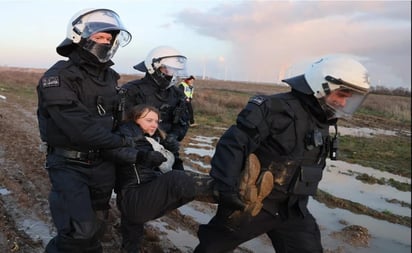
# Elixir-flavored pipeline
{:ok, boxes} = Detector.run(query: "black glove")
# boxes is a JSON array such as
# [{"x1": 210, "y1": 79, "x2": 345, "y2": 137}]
[
  {"x1": 218, "y1": 191, "x2": 245, "y2": 211},
  {"x1": 136, "y1": 151, "x2": 167, "y2": 168},
  {"x1": 162, "y1": 134, "x2": 180, "y2": 154}
]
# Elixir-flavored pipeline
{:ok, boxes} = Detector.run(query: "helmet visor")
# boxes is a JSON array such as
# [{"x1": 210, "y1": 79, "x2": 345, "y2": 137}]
[
  {"x1": 158, "y1": 56, "x2": 188, "y2": 77},
  {"x1": 322, "y1": 88, "x2": 368, "y2": 119},
  {"x1": 74, "y1": 9, "x2": 131, "y2": 47}
]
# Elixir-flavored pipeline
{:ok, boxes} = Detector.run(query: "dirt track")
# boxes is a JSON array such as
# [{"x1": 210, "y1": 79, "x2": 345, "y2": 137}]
[
  {"x1": 0, "y1": 70, "x2": 410, "y2": 252},
  {"x1": 0, "y1": 85, "x2": 205, "y2": 252},
  {"x1": 0, "y1": 86, "x2": 249, "y2": 253},
  {"x1": 0, "y1": 92, "x2": 50, "y2": 252}
]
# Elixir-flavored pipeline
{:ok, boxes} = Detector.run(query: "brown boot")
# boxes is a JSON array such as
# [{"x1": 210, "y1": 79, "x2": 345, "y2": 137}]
[
  {"x1": 238, "y1": 153, "x2": 261, "y2": 203},
  {"x1": 238, "y1": 153, "x2": 274, "y2": 216},
  {"x1": 245, "y1": 170, "x2": 274, "y2": 216},
  {"x1": 228, "y1": 154, "x2": 274, "y2": 222}
]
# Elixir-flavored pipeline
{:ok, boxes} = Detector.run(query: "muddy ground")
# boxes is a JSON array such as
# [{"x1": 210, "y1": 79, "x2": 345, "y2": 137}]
[
  {"x1": 0, "y1": 71, "x2": 409, "y2": 252},
  {"x1": 0, "y1": 83, "x2": 213, "y2": 252}
]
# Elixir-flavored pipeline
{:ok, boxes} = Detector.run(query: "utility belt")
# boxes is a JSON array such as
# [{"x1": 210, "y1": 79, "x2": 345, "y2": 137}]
[{"x1": 48, "y1": 146, "x2": 101, "y2": 161}]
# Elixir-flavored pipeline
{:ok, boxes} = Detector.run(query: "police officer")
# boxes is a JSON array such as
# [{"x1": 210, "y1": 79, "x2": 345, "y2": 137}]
[
  {"x1": 37, "y1": 8, "x2": 133, "y2": 253},
  {"x1": 118, "y1": 46, "x2": 190, "y2": 252},
  {"x1": 121, "y1": 45, "x2": 190, "y2": 170},
  {"x1": 194, "y1": 55, "x2": 371, "y2": 253},
  {"x1": 178, "y1": 75, "x2": 196, "y2": 126}
]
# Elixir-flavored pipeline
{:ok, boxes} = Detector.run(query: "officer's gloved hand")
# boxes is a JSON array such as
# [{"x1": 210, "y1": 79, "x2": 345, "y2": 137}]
[
  {"x1": 162, "y1": 134, "x2": 180, "y2": 153},
  {"x1": 218, "y1": 191, "x2": 246, "y2": 211},
  {"x1": 136, "y1": 151, "x2": 167, "y2": 168}
]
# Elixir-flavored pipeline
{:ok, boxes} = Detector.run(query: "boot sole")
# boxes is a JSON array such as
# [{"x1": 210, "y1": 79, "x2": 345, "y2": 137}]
[
  {"x1": 239, "y1": 153, "x2": 261, "y2": 201},
  {"x1": 250, "y1": 171, "x2": 274, "y2": 216}
]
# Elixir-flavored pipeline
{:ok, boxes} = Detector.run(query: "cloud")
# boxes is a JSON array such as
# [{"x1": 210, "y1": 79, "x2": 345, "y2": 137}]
[{"x1": 175, "y1": 1, "x2": 411, "y2": 89}]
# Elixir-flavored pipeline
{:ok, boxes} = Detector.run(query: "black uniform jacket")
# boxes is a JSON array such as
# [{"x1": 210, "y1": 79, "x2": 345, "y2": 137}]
[
  {"x1": 37, "y1": 48, "x2": 124, "y2": 152},
  {"x1": 210, "y1": 90, "x2": 333, "y2": 217}
]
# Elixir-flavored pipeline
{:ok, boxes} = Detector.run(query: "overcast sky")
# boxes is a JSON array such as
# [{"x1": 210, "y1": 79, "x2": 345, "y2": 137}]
[{"x1": 1, "y1": 0, "x2": 410, "y2": 90}]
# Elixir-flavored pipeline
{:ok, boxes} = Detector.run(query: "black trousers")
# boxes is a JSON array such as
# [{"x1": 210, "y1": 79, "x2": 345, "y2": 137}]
[
  {"x1": 187, "y1": 101, "x2": 194, "y2": 124},
  {"x1": 117, "y1": 170, "x2": 213, "y2": 249},
  {"x1": 45, "y1": 154, "x2": 115, "y2": 253},
  {"x1": 194, "y1": 205, "x2": 323, "y2": 253}
]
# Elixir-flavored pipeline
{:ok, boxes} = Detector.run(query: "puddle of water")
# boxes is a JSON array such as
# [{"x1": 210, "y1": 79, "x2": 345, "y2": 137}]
[
  {"x1": 149, "y1": 219, "x2": 197, "y2": 252},
  {"x1": 178, "y1": 202, "x2": 275, "y2": 253},
  {"x1": 335, "y1": 126, "x2": 398, "y2": 138},
  {"x1": 178, "y1": 199, "x2": 411, "y2": 252},
  {"x1": 184, "y1": 147, "x2": 215, "y2": 157},
  {"x1": 191, "y1": 136, "x2": 218, "y2": 144},
  {"x1": 329, "y1": 160, "x2": 410, "y2": 184},
  {"x1": 186, "y1": 136, "x2": 218, "y2": 157},
  {"x1": 321, "y1": 162, "x2": 411, "y2": 216},
  {"x1": 188, "y1": 160, "x2": 210, "y2": 170},
  {"x1": 178, "y1": 203, "x2": 215, "y2": 224},
  {"x1": 1, "y1": 193, "x2": 54, "y2": 248},
  {"x1": 188, "y1": 142, "x2": 214, "y2": 148},
  {"x1": 20, "y1": 219, "x2": 54, "y2": 247},
  {"x1": 0, "y1": 188, "x2": 11, "y2": 195},
  {"x1": 309, "y1": 200, "x2": 411, "y2": 252},
  {"x1": 181, "y1": 131, "x2": 412, "y2": 252},
  {"x1": 10, "y1": 127, "x2": 409, "y2": 252}
]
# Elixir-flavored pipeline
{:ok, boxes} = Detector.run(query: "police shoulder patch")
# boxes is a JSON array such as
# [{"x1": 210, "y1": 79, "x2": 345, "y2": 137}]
[
  {"x1": 248, "y1": 95, "x2": 267, "y2": 105},
  {"x1": 41, "y1": 76, "x2": 60, "y2": 88}
]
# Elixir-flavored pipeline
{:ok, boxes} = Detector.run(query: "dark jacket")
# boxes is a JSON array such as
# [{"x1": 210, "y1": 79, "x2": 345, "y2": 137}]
[
  {"x1": 210, "y1": 89, "x2": 334, "y2": 217},
  {"x1": 104, "y1": 121, "x2": 164, "y2": 192},
  {"x1": 121, "y1": 74, "x2": 189, "y2": 141},
  {"x1": 37, "y1": 47, "x2": 125, "y2": 152}
]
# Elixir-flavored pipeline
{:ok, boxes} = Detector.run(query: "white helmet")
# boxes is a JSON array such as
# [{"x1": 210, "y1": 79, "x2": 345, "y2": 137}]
[
  {"x1": 299, "y1": 55, "x2": 370, "y2": 119},
  {"x1": 57, "y1": 8, "x2": 132, "y2": 62},
  {"x1": 304, "y1": 55, "x2": 371, "y2": 119},
  {"x1": 134, "y1": 46, "x2": 188, "y2": 89}
]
